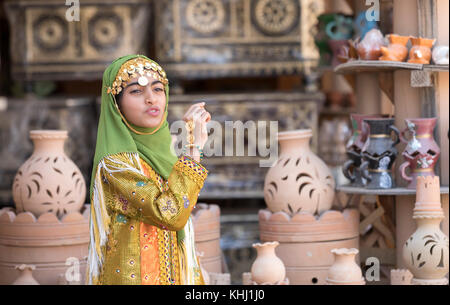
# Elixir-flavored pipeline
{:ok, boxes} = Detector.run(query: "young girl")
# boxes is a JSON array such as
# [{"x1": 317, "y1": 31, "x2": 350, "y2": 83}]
[{"x1": 87, "y1": 55, "x2": 211, "y2": 285}]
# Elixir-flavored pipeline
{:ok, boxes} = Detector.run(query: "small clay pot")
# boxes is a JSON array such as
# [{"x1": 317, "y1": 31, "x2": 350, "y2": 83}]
[
  {"x1": 12, "y1": 264, "x2": 39, "y2": 285},
  {"x1": 432, "y1": 45, "x2": 449, "y2": 65},
  {"x1": 251, "y1": 241, "x2": 286, "y2": 285},
  {"x1": 356, "y1": 29, "x2": 385, "y2": 60},
  {"x1": 408, "y1": 37, "x2": 436, "y2": 64},
  {"x1": 326, "y1": 248, "x2": 365, "y2": 285},
  {"x1": 379, "y1": 34, "x2": 410, "y2": 62}
]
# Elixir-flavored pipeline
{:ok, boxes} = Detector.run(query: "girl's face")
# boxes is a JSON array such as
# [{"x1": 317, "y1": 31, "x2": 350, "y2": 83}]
[{"x1": 118, "y1": 75, "x2": 166, "y2": 128}]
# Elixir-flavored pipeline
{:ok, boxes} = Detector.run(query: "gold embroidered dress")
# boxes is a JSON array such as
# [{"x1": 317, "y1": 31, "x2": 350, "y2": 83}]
[{"x1": 89, "y1": 153, "x2": 207, "y2": 285}]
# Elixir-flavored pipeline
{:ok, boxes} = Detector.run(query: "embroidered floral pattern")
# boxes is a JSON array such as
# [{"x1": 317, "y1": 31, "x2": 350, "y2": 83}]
[{"x1": 161, "y1": 199, "x2": 177, "y2": 215}]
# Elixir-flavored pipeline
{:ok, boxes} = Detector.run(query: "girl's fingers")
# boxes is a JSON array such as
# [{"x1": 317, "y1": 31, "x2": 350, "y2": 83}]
[{"x1": 183, "y1": 103, "x2": 206, "y2": 121}]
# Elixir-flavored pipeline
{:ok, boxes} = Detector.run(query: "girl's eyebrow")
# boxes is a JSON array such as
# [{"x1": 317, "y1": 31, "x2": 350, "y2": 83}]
[
  {"x1": 151, "y1": 80, "x2": 163, "y2": 86},
  {"x1": 125, "y1": 80, "x2": 163, "y2": 89}
]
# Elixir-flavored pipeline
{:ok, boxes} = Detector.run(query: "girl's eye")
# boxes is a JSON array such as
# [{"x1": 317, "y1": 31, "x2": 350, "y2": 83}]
[
  {"x1": 154, "y1": 87, "x2": 164, "y2": 92},
  {"x1": 130, "y1": 89, "x2": 141, "y2": 94}
]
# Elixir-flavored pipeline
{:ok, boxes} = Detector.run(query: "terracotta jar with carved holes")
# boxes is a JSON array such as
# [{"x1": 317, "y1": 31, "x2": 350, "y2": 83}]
[
  {"x1": 263, "y1": 129, "x2": 335, "y2": 216},
  {"x1": 12, "y1": 130, "x2": 86, "y2": 218}
]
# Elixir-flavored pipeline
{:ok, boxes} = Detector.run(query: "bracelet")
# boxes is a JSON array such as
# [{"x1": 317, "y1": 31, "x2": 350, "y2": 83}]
[{"x1": 182, "y1": 144, "x2": 204, "y2": 161}]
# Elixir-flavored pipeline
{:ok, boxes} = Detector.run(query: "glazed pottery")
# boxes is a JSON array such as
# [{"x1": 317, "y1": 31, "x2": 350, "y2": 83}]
[
  {"x1": 259, "y1": 209, "x2": 359, "y2": 285},
  {"x1": 408, "y1": 37, "x2": 436, "y2": 64},
  {"x1": 192, "y1": 204, "x2": 221, "y2": 273},
  {"x1": 12, "y1": 264, "x2": 39, "y2": 285},
  {"x1": 379, "y1": 34, "x2": 410, "y2": 62},
  {"x1": 399, "y1": 118, "x2": 440, "y2": 189},
  {"x1": 264, "y1": 129, "x2": 335, "y2": 216},
  {"x1": 251, "y1": 241, "x2": 286, "y2": 285},
  {"x1": 328, "y1": 40, "x2": 349, "y2": 67},
  {"x1": 432, "y1": 45, "x2": 449, "y2": 65},
  {"x1": 353, "y1": 12, "x2": 378, "y2": 39},
  {"x1": 346, "y1": 114, "x2": 382, "y2": 153},
  {"x1": 343, "y1": 150, "x2": 367, "y2": 187},
  {"x1": 315, "y1": 14, "x2": 336, "y2": 66},
  {"x1": 325, "y1": 14, "x2": 353, "y2": 41},
  {"x1": 326, "y1": 248, "x2": 365, "y2": 285},
  {"x1": 360, "y1": 118, "x2": 400, "y2": 189},
  {"x1": 12, "y1": 130, "x2": 86, "y2": 218},
  {"x1": 356, "y1": 29, "x2": 385, "y2": 60},
  {"x1": 402, "y1": 176, "x2": 449, "y2": 285}
]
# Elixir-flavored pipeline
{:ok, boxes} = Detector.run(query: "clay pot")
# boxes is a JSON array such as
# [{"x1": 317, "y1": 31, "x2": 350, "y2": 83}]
[
  {"x1": 328, "y1": 40, "x2": 349, "y2": 67},
  {"x1": 399, "y1": 118, "x2": 440, "y2": 189},
  {"x1": 251, "y1": 241, "x2": 286, "y2": 284},
  {"x1": 192, "y1": 204, "x2": 221, "y2": 273},
  {"x1": 259, "y1": 209, "x2": 359, "y2": 285},
  {"x1": 12, "y1": 264, "x2": 39, "y2": 285},
  {"x1": 356, "y1": 29, "x2": 385, "y2": 60},
  {"x1": 360, "y1": 118, "x2": 400, "y2": 189},
  {"x1": 402, "y1": 176, "x2": 449, "y2": 285},
  {"x1": 12, "y1": 130, "x2": 86, "y2": 218},
  {"x1": 379, "y1": 34, "x2": 410, "y2": 62},
  {"x1": 0, "y1": 207, "x2": 89, "y2": 284},
  {"x1": 432, "y1": 45, "x2": 449, "y2": 65},
  {"x1": 264, "y1": 129, "x2": 335, "y2": 216},
  {"x1": 326, "y1": 248, "x2": 365, "y2": 285},
  {"x1": 408, "y1": 37, "x2": 436, "y2": 64}
]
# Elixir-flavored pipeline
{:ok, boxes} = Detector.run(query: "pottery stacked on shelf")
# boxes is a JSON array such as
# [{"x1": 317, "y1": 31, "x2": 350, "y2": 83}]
[
  {"x1": 343, "y1": 114, "x2": 381, "y2": 187},
  {"x1": 360, "y1": 118, "x2": 400, "y2": 189},
  {"x1": 399, "y1": 118, "x2": 440, "y2": 189},
  {"x1": 379, "y1": 34, "x2": 411, "y2": 62},
  {"x1": 402, "y1": 176, "x2": 449, "y2": 285},
  {"x1": 261, "y1": 129, "x2": 360, "y2": 284},
  {"x1": 326, "y1": 248, "x2": 365, "y2": 285},
  {"x1": 0, "y1": 130, "x2": 89, "y2": 284},
  {"x1": 408, "y1": 37, "x2": 436, "y2": 64}
]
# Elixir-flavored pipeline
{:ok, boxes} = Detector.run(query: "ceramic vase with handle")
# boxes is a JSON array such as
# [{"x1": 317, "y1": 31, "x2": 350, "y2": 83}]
[
  {"x1": 399, "y1": 118, "x2": 440, "y2": 189},
  {"x1": 264, "y1": 129, "x2": 335, "y2": 216},
  {"x1": 360, "y1": 118, "x2": 400, "y2": 189},
  {"x1": 12, "y1": 130, "x2": 86, "y2": 218}
]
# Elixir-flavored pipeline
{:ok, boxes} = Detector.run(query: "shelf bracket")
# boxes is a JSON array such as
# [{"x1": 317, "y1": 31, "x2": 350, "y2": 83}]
[{"x1": 377, "y1": 72, "x2": 394, "y2": 104}]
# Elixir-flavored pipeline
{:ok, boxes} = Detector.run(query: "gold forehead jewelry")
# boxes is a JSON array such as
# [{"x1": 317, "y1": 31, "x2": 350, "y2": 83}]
[{"x1": 107, "y1": 57, "x2": 169, "y2": 95}]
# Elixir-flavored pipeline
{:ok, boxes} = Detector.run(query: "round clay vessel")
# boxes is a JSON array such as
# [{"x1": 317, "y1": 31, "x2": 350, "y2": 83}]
[
  {"x1": 432, "y1": 45, "x2": 449, "y2": 65},
  {"x1": 408, "y1": 37, "x2": 436, "y2": 64},
  {"x1": 356, "y1": 28, "x2": 385, "y2": 60},
  {"x1": 251, "y1": 241, "x2": 286, "y2": 284},
  {"x1": 264, "y1": 129, "x2": 335, "y2": 216},
  {"x1": 12, "y1": 130, "x2": 86, "y2": 218},
  {"x1": 379, "y1": 34, "x2": 410, "y2": 62},
  {"x1": 326, "y1": 248, "x2": 365, "y2": 285},
  {"x1": 402, "y1": 176, "x2": 449, "y2": 284}
]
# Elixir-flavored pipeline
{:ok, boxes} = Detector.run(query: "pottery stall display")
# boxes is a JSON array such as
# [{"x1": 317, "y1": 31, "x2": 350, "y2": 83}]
[
  {"x1": 264, "y1": 129, "x2": 335, "y2": 216},
  {"x1": 408, "y1": 37, "x2": 436, "y2": 64},
  {"x1": 12, "y1": 130, "x2": 86, "y2": 218},
  {"x1": 250, "y1": 241, "x2": 288, "y2": 285},
  {"x1": 356, "y1": 29, "x2": 385, "y2": 60},
  {"x1": 326, "y1": 248, "x2": 365, "y2": 285},
  {"x1": 379, "y1": 34, "x2": 410, "y2": 62},
  {"x1": 343, "y1": 114, "x2": 381, "y2": 187},
  {"x1": 399, "y1": 118, "x2": 440, "y2": 189},
  {"x1": 402, "y1": 176, "x2": 449, "y2": 285},
  {"x1": 0, "y1": 129, "x2": 89, "y2": 284},
  {"x1": 259, "y1": 209, "x2": 359, "y2": 285},
  {"x1": 191, "y1": 204, "x2": 222, "y2": 274},
  {"x1": 432, "y1": 45, "x2": 449, "y2": 65},
  {"x1": 360, "y1": 118, "x2": 400, "y2": 189}
]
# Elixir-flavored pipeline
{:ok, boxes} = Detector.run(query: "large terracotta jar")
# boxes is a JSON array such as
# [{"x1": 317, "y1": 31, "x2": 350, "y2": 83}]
[
  {"x1": 12, "y1": 130, "x2": 86, "y2": 218},
  {"x1": 250, "y1": 241, "x2": 286, "y2": 285},
  {"x1": 408, "y1": 37, "x2": 436, "y2": 64},
  {"x1": 326, "y1": 248, "x2": 365, "y2": 285},
  {"x1": 379, "y1": 34, "x2": 410, "y2": 62},
  {"x1": 402, "y1": 176, "x2": 449, "y2": 285},
  {"x1": 399, "y1": 118, "x2": 440, "y2": 189},
  {"x1": 264, "y1": 129, "x2": 335, "y2": 216}
]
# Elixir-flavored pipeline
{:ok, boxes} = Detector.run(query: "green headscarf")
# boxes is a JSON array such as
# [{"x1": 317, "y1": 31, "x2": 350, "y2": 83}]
[{"x1": 90, "y1": 54, "x2": 178, "y2": 198}]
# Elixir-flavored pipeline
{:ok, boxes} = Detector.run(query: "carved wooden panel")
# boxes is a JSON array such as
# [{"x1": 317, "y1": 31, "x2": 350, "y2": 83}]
[
  {"x1": 155, "y1": 0, "x2": 324, "y2": 79},
  {"x1": 4, "y1": 0, "x2": 152, "y2": 80}
]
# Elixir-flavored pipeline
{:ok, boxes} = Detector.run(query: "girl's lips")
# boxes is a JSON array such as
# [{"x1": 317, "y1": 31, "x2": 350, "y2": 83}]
[{"x1": 146, "y1": 107, "x2": 160, "y2": 117}]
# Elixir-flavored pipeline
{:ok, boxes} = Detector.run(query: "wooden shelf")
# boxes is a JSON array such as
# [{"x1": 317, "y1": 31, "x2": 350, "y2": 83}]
[
  {"x1": 336, "y1": 184, "x2": 449, "y2": 196},
  {"x1": 334, "y1": 60, "x2": 449, "y2": 74}
]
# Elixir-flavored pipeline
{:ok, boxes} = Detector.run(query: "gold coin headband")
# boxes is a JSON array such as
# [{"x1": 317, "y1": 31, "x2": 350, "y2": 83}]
[{"x1": 107, "y1": 57, "x2": 169, "y2": 95}]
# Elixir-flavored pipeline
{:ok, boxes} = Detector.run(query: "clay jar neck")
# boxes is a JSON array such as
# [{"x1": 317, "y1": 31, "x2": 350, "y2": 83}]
[
  {"x1": 406, "y1": 118, "x2": 437, "y2": 135},
  {"x1": 278, "y1": 130, "x2": 312, "y2": 156},
  {"x1": 413, "y1": 218, "x2": 443, "y2": 232},
  {"x1": 333, "y1": 252, "x2": 357, "y2": 265},
  {"x1": 30, "y1": 130, "x2": 67, "y2": 155},
  {"x1": 389, "y1": 34, "x2": 410, "y2": 46},
  {"x1": 411, "y1": 37, "x2": 435, "y2": 48},
  {"x1": 254, "y1": 242, "x2": 277, "y2": 258}
]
